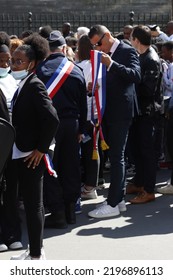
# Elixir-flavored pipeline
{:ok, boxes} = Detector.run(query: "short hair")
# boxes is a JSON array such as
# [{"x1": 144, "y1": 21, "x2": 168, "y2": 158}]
[
  {"x1": 39, "y1": 25, "x2": 52, "y2": 39},
  {"x1": 19, "y1": 30, "x2": 34, "y2": 40},
  {"x1": 0, "y1": 31, "x2": 10, "y2": 47},
  {"x1": 88, "y1": 25, "x2": 109, "y2": 39},
  {"x1": 77, "y1": 26, "x2": 89, "y2": 39},
  {"x1": 131, "y1": 25, "x2": 151, "y2": 46},
  {"x1": 162, "y1": 41, "x2": 173, "y2": 51}
]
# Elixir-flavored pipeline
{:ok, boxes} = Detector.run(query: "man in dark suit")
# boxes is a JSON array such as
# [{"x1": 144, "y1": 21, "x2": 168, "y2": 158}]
[
  {"x1": 36, "y1": 31, "x2": 87, "y2": 228},
  {"x1": 87, "y1": 25, "x2": 141, "y2": 218}
]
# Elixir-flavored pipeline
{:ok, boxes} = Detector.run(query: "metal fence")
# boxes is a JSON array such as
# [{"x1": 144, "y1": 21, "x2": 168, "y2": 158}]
[{"x1": 0, "y1": 12, "x2": 171, "y2": 37}]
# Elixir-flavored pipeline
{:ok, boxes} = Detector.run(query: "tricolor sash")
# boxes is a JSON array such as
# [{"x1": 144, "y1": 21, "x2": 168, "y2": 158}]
[
  {"x1": 44, "y1": 153, "x2": 57, "y2": 178},
  {"x1": 46, "y1": 57, "x2": 74, "y2": 99},
  {"x1": 90, "y1": 50, "x2": 109, "y2": 159},
  {"x1": 44, "y1": 57, "x2": 74, "y2": 176}
]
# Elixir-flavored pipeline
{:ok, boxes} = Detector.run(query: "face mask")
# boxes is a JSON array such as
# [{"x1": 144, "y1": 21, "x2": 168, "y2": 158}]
[
  {"x1": 0, "y1": 67, "x2": 10, "y2": 77},
  {"x1": 11, "y1": 69, "x2": 29, "y2": 80}
]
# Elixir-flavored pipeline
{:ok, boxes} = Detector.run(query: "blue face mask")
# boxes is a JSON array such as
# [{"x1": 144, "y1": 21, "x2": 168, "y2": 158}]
[
  {"x1": 11, "y1": 69, "x2": 29, "y2": 80},
  {"x1": 0, "y1": 67, "x2": 10, "y2": 77}
]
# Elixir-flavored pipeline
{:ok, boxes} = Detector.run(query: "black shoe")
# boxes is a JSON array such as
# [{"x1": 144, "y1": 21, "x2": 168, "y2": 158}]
[
  {"x1": 65, "y1": 203, "x2": 76, "y2": 224},
  {"x1": 44, "y1": 211, "x2": 68, "y2": 229}
]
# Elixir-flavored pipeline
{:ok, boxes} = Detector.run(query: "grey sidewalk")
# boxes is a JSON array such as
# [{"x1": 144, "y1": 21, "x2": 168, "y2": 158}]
[{"x1": 1, "y1": 168, "x2": 173, "y2": 260}]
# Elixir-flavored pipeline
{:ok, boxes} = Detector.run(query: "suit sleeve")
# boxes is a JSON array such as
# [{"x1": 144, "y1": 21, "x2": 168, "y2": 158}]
[
  {"x1": 109, "y1": 47, "x2": 141, "y2": 84},
  {"x1": 0, "y1": 89, "x2": 10, "y2": 122},
  {"x1": 31, "y1": 81, "x2": 59, "y2": 153}
]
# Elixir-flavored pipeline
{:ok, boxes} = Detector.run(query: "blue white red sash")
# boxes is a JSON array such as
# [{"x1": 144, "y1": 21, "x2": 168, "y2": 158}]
[
  {"x1": 90, "y1": 50, "x2": 106, "y2": 123},
  {"x1": 46, "y1": 57, "x2": 74, "y2": 99},
  {"x1": 44, "y1": 153, "x2": 57, "y2": 178},
  {"x1": 90, "y1": 50, "x2": 108, "y2": 159},
  {"x1": 44, "y1": 57, "x2": 74, "y2": 176}
]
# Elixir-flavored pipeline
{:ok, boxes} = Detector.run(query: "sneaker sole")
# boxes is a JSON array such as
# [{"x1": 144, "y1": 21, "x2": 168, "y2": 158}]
[{"x1": 88, "y1": 212, "x2": 120, "y2": 218}]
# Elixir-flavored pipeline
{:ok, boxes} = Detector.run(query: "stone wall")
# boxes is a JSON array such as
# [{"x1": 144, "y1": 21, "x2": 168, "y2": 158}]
[{"x1": 2, "y1": 0, "x2": 171, "y2": 15}]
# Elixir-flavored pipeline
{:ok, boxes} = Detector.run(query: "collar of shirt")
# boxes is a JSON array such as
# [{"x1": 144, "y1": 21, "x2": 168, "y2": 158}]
[
  {"x1": 18, "y1": 72, "x2": 33, "y2": 94},
  {"x1": 109, "y1": 38, "x2": 120, "y2": 56},
  {"x1": 107, "y1": 38, "x2": 120, "y2": 71}
]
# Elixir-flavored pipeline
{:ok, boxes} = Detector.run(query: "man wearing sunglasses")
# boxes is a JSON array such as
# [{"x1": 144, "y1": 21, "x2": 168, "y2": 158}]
[{"x1": 88, "y1": 25, "x2": 141, "y2": 219}]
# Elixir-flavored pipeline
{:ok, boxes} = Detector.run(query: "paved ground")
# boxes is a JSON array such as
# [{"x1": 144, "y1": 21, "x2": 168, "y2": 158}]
[{"x1": 1, "y1": 168, "x2": 173, "y2": 260}]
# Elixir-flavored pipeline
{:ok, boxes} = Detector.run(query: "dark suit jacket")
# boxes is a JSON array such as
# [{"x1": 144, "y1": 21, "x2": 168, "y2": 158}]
[
  {"x1": 104, "y1": 41, "x2": 141, "y2": 123},
  {"x1": 12, "y1": 73, "x2": 59, "y2": 153},
  {"x1": 0, "y1": 89, "x2": 10, "y2": 121},
  {"x1": 36, "y1": 53, "x2": 87, "y2": 134}
]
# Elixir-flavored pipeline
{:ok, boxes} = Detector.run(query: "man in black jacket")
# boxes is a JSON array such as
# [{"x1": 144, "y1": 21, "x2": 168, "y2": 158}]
[
  {"x1": 37, "y1": 30, "x2": 87, "y2": 228},
  {"x1": 127, "y1": 25, "x2": 164, "y2": 203}
]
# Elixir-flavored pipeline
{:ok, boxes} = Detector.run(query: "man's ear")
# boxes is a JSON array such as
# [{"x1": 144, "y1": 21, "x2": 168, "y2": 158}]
[{"x1": 62, "y1": 45, "x2": 67, "y2": 55}]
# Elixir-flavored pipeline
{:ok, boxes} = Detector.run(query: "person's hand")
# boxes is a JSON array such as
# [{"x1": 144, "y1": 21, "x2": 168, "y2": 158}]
[
  {"x1": 101, "y1": 52, "x2": 112, "y2": 67},
  {"x1": 23, "y1": 149, "x2": 44, "y2": 169},
  {"x1": 78, "y1": 133, "x2": 83, "y2": 143}
]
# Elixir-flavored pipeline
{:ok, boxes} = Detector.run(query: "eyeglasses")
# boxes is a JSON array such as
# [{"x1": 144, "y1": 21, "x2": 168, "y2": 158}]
[
  {"x1": 92, "y1": 33, "x2": 105, "y2": 48},
  {"x1": 11, "y1": 59, "x2": 27, "y2": 66}
]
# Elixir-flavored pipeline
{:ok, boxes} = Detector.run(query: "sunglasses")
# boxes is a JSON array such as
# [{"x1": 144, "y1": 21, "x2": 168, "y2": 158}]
[{"x1": 92, "y1": 33, "x2": 105, "y2": 48}]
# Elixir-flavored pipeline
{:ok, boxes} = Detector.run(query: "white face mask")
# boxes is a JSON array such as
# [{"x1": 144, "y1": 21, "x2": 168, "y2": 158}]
[
  {"x1": 11, "y1": 62, "x2": 32, "y2": 80},
  {"x1": 11, "y1": 69, "x2": 29, "y2": 80},
  {"x1": 0, "y1": 67, "x2": 10, "y2": 77}
]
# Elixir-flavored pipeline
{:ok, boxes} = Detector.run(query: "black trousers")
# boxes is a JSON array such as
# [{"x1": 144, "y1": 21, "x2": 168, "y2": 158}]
[
  {"x1": 3, "y1": 157, "x2": 45, "y2": 257},
  {"x1": 166, "y1": 109, "x2": 173, "y2": 184},
  {"x1": 130, "y1": 115, "x2": 157, "y2": 193},
  {"x1": 80, "y1": 121, "x2": 100, "y2": 187},
  {"x1": 44, "y1": 119, "x2": 81, "y2": 213}
]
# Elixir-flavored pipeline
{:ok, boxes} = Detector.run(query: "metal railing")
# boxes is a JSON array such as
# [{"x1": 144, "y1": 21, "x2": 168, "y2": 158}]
[{"x1": 0, "y1": 12, "x2": 171, "y2": 37}]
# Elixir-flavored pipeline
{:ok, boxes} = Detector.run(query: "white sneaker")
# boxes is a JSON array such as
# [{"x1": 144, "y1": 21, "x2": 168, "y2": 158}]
[
  {"x1": 10, "y1": 248, "x2": 29, "y2": 260},
  {"x1": 81, "y1": 186, "x2": 97, "y2": 199},
  {"x1": 96, "y1": 200, "x2": 127, "y2": 212},
  {"x1": 0, "y1": 243, "x2": 8, "y2": 252},
  {"x1": 10, "y1": 247, "x2": 46, "y2": 260},
  {"x1": 24, "y1": 253, "x2": 46, "y2": 260},
  {"x1": 118, "y1": 200, "x2": 127, "y2": 212},
  {"x1": 88, "y1": 204, "x2": 120, "y2": 218},
  {"x1": 157, "y1": 184, "x2": 173, "y2": 194},
  {"x1": 8, "y1": 241, "x2": 23, "y2": 250}
]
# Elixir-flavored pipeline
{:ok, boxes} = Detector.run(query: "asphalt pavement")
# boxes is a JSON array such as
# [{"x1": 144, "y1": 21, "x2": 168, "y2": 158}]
[{"x1": 1, "y1": 168, "x2": 173, "y2": 260}]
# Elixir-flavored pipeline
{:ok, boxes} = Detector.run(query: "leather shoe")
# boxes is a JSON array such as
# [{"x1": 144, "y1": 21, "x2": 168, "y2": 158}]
[
  {"x1": 44, "y1": 211, "x2": 68, "y2": 229},
  {"x1": 65, "y1": 203, "x2": 76, "y2": 224},
  {"x1": 129, "y1": 191, "x2": 155, "y2": 204},
  {"x1": 126, "y1": 183, "x2": 144, "y2": 194}
]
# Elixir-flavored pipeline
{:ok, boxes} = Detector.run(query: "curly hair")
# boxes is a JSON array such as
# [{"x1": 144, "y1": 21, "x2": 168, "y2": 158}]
[{"x1": 23, "y1": 32, "x2": 49, "y2": 63}]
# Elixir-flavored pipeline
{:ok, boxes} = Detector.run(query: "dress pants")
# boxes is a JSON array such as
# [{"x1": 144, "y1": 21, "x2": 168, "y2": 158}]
[
  {"x1": 104, "y1": 120, "x2": 131, "y2": 207},
  {"x1": 80, "y1": 121, "x2": 99, "y2": 187},
  {"x1": 166, "y1": 109, "x2": 173, "y2": 184},
  {"x1": 3, "y1": 157, "x2": 45, "y2": 257},
  {"x1": 130, "y1": 115, "x2": 157, "y2": 193},
  {"x1": 44, "y1": 118, "x2": 81, "y2": 213}
]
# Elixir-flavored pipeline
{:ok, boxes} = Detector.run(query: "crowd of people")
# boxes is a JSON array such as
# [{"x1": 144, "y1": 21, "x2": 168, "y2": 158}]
[{"x1": 0, "y1": 20, "x2": 173, "y2": 260}]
